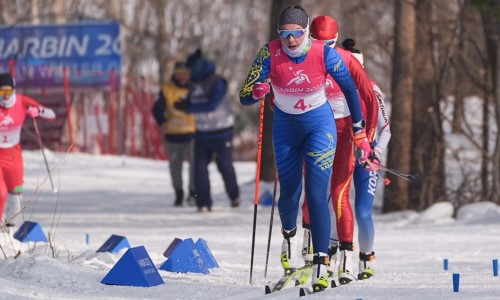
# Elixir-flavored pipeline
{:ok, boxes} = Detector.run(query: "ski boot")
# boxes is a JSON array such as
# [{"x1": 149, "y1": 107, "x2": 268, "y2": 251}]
[
  {"x1": 311, "y1": 253, "x2": 330, "y2": 292},
  {"x1": 281, "y1": 227, "x2": 298, "y2": 276},
  {"x1": 358, "y1": 251, "x2": 375, "y2": 280},
  {"x1": 327, "y1": 245, "x2": 338, "y2": 278},
  {"x1": 338, "y1": 242, "x2": 357, "y2": 285},
  {"x1": 294, "y1": 226, "x2": 314, "y2": 286},
  {"x1": 301, "y1": 226, "x2": 314, "y2": 266}
]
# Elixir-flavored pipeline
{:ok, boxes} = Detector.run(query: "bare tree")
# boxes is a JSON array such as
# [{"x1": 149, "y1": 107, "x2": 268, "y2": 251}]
[
  {"x1": 409, "y1": 0, "x2": 447, "y2": 211},
  {"x1": 476, "y1": 1, "x2": 500, "y2": 203},
  {"x1": 451, "y1": 1, "x2": 467, "y2": 133},
  {"x1": 384, "y1": 0, "x2": 416, "y2": 213}
]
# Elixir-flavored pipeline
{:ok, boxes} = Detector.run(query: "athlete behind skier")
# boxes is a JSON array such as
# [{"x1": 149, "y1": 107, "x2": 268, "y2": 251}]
[
  {"x1": 0, "y1": 73, "x2": 56, "y2": 229},
  {"x1": 343, "y1": 38, "x2": 392, "y2": 280},
  {"x1": 239, "y1": 6, "x2": 371, "y2": 292},
  {"x1": 299, "y1": 15, "x2": 380, "y2": 285}
]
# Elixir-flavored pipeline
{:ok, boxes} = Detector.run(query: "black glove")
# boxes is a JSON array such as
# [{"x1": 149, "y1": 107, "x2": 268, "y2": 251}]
[
  {"x1": 360, "y1": 147, "x2": 380, "y2": 171},
  {"x1": 174, "y1": 99, "x2": 190, "y2": 112}
]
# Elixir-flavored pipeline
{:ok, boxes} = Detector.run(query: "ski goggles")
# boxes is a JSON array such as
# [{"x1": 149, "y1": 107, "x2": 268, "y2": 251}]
[
  {"x1": 323, "y1": 38, "x2": 337, "y2": 47},
  {"x1": 0, "y1": 88, "x2": 14, "y2": 98},
  {"x1": 277, "y1": 28, "x2": 307, "y2": 39}
]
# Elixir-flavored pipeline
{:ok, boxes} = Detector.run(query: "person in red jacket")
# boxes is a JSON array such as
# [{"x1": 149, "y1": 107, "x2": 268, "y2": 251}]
[
  {"x1": 300, "y1": 16, "x2": 379, "y2": 285},
  {"x1": 0, "y1": 73, "x2": 55, "y2": 229}
]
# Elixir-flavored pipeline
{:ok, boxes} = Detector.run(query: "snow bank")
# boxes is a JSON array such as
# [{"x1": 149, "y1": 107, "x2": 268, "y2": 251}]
[
  {"x1": 414, "y1": 201, "x2": 454, "y2": 224},
  {"x1": 456, "y1": 201, "x2": 500, "y2": 224}
]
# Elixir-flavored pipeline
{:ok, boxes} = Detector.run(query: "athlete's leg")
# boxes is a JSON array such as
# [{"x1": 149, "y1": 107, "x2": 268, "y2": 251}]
[
  {"x1": 301, "y1": 103, "x2": 336, "y2": 255},
  {"x1": 329, "y1": 117, "x2": 357, "y2": 283},
  {"x1": 330, "y1": 117, "x2": 355, "y2": 246},
  {"x1": 354, "y1": 164, "x2": 377, "y2": 254},
  {"x1": 0, "y1": 173, "x2": 7, "y2": 223},
  {"x1": 302, "y1": 103, "x2": 336, "y2": 289},
  {"x1": 1, "y1": 146, "x2": 23, "y2": 226},
  {"x1": 273, "y1": 109, "x2": 304, "y2": 232},
  {"x1": 273, "y1": 108, "x2": 305, "y2": 272},
  {"x1": 354, "y1": 163, "x2": 378, "y2": 279}
]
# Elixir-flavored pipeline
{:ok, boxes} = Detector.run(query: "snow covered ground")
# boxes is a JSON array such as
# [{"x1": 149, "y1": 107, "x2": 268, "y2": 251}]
[{"x1": 0, "y1": 151, "x2": 499, "y2": 299}]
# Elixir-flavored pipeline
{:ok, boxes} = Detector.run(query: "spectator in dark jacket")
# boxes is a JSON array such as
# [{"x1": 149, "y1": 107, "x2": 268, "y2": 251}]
[{"x1": 174, "y1": 50, "x2": 240, "y2": 212}]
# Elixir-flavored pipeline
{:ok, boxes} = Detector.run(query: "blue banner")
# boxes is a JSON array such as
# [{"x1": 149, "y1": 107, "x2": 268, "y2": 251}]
[{"x1": 0, "y1": 21, "x2": 121, "y2": 87}]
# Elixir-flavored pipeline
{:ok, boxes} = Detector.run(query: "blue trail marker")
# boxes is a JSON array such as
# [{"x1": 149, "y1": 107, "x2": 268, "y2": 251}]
[
  {"x1": 443, "y1": 258, "x2": 448, "y2": 271},
  {"x1": 13, "y1": 221, "x2": 48, "y2": 243},
  {"x1": 452, "y1": 273, "x2": 460, "y2": 292},
  {"x1": 493, "y1": 259, "x2": 498, "y2": 277}
]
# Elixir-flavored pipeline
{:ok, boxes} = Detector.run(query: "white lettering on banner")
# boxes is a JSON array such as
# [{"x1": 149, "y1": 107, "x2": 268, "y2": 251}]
[
  {"x1": 95, "y1": 34, "x2": 120, "y2": 56},
  {"x1": 58, "y1": 36, "x2": 67, "y2": 57},
  {"x1": 65, "y1": 35, "x2": 88, "y2": 57},
  {"x1": 0, "y1": 39, "x2": 18, "y2": 59},
  {"x1": 367, "y1": 171, "x2": 378, "y2": 196},
  {"x1": 21, "y1": 37, "x2": 40, "y2": 58},
  {"x1": 38, "y1": 65, "x2": 58, "y2": 79},
  {"x1": 40, "y1": 36, "x2": 58, "y2": 57},
  {"x1": 7, "y1": 61, "x2": 118, "y2": 81},
  {"x1": 0, "y1": 34, "x2": 120, "y2": 59}
]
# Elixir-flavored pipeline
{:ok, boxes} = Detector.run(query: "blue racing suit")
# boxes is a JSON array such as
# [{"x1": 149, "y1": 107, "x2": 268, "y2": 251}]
[{"x1": 240, "y1": 39, "x2": 364, "y2": 254}]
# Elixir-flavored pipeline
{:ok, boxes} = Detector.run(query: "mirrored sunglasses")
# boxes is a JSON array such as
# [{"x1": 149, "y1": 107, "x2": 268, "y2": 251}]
[
  {"x1": 0, "y1": 89, "x2": 14, "y2": 98},
  {"x1": 278, "y1": 29, "x2": 307, "y2": 39}
]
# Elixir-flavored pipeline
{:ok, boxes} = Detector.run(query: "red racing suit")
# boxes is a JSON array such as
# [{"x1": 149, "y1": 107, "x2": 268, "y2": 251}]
[
  {"x1": 0, "y1": 94, "x2": 48, "y2": 219},
  {"x1": 302, "y1": 48, "x2": 378, "y2": 246}
]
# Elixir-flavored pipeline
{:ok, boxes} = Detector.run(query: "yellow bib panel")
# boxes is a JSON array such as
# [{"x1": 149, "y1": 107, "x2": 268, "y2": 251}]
[{"x1": 162, "y1": 82, "x2": 196, "y2": 135}]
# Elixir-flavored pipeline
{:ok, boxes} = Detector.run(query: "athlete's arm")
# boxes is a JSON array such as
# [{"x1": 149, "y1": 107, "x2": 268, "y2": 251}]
[
  {"x1": 324, "y1": 46, "x2": 363, "y2": 124},
  {"x1": 373, "y1": 84, "x2": 391, "y2": 153},
  {"x1": 345, "y1": 54, "x2": 379, "y2": 142},
  {"x1": 20, "y1": 95, "x2": 40, "y2": 108},
  {"x1": 20, "y1": 95, "x2": 55, "y2": 120},
  {"x1": 239, "y1": 44, "x2": 271, "y2": 106}
]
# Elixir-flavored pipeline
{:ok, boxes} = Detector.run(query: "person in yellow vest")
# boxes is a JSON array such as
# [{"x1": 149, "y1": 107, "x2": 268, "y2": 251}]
[{"x1": 152, "y1": 61, "x2": 196, "y2": 207}]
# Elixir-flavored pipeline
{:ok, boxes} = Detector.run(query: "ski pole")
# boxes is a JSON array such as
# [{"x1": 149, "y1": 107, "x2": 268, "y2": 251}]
[
  {"x1": 375, "y1": 162, "x2": 419, "y2": 182},
  {"x1": 249, "y1": 93, "x2": 266, "y2": 285},
  {"x1": 264, "y1": 173, "x2": 278, "y2": 278},
  {"x1": 33, "y1": 118, "x2": 56, "y2": 192},
  {"x1": 364, "y1": 157, "x2": 419, "y2": 182}
]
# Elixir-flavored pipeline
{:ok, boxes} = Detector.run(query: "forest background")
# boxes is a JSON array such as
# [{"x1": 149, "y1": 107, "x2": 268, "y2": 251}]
[{"x1": 1, "y1": 0, "x2": 499, "y2": 213}]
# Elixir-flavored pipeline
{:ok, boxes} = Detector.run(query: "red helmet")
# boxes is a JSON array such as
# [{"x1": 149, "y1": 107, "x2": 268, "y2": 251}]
[{"x1": 310, "y1": 16, "x2": 339, "y2": 46}]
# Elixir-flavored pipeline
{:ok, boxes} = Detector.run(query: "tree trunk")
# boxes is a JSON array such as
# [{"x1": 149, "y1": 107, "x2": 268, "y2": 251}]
[
  {"x1": 480, "y1": 7, "x2": 500, "y2": 202},
  {"x1": 482, "y1": 86, "x2": 490, "y2": 201},
  {"x1": 409, "y1": 0, "x2": 447, "y2": 211},
  {"x1": 383, "y1": 0, "x2": 416, "y2": 213},
  {"x1": 154, "y1": 0, "x2": 168, "y2": 85},
  {"x1": 452, "y1": 3, "x2": 466, "y2": 133},
  {"x1": 260, "y1": 0, "x2": 300, "y2": 181},
  {"x1": 32, "y1": 0, "x2": 40, "y2": 24},
  {"x1": 51, "y1": 0, "x2": 66, "y2": 23}
]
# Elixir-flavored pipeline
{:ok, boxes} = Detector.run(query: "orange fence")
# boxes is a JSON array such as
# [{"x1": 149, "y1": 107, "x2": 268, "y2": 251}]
[
  {"x1": 8, "y1": 60, "x2": 167, "y2": 159},
  {"x1": 6, "y1": 60, "x2": 259, "y2": 161}
]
